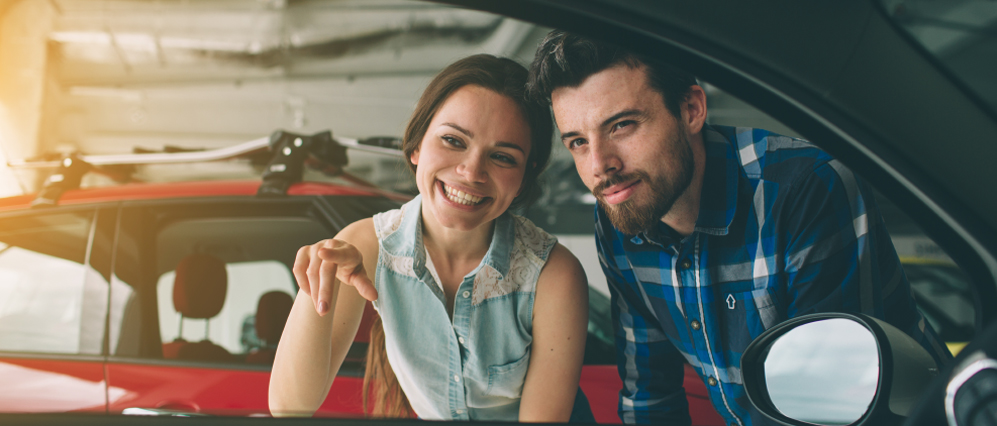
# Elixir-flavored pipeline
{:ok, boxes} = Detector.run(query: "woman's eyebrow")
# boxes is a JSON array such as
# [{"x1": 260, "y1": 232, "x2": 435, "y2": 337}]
[
  {"x1": 442, "y1": 122, "x2": 474, "y2": 138},
  {"x1": 442, "y1": 123, "x2": 524, "y2": 154},
  {"x1": 495, "y1": 142, "x2": 525, "y2": 154}
]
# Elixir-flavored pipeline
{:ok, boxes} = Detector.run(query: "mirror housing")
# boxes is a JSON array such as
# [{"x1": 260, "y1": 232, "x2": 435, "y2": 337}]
[{"x1": 742, "y1": 312, "x2": 939, "y2": 426}]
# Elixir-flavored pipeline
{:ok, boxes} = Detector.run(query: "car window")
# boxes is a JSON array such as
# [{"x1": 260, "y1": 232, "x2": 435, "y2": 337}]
[
  {"x1": 0, "y1": 210, "x2": 103, "y2": 355},
  {"x1": 882, "y1": 196, "x2": 976, "y2": 354},
  {"x1": 526, "y1": 84, "x2": 979, "y2": 356},
  {"x1": 882, "y1": 0, "x2": 997, "y2": 116},
  {"x1": 156, "y1": 260, "x2": 296, "y2": 355},
  {"x1": 144, "y1": 213, "x2": 328, "y2": 365}
]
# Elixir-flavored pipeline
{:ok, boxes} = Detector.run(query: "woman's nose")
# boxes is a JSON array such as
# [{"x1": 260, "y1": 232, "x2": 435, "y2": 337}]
[{"x1": 456, "y1": 153, "x2": 487, "y2": 182}]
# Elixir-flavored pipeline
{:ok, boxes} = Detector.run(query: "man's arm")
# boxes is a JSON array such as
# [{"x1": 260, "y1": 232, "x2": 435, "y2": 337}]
[
  {"x1": 780, "y1": 159, "x2": 951, "y2": 364},
  {"x1": 596, "y1": 213, "x2": 691, "y2": 425}
]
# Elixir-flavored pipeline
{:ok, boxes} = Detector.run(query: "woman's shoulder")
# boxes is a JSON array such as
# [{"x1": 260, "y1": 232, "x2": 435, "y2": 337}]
[
  {"x1": 372, "y1": 204, "x2": 409, "y2": 240},
  {"x1": 337, "y1": 217, "x2": 378, "y2": 257},
  {"x1": 509, "y1": 213, "x2": 558, "y2": 261}
]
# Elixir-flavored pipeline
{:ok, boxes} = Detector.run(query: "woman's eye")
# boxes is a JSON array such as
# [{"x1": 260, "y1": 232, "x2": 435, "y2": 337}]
[
  {"x1": 492, "y1": 153, "x2": 517, "y2": 165},
  {"x1": 442, "y1": 135, "x2": 464, "y2": 147}
]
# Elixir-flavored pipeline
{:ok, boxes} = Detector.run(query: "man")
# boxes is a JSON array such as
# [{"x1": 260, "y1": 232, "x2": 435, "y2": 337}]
[{"x1": 527, "y1": 31, "x2": 950, "y2": 425}]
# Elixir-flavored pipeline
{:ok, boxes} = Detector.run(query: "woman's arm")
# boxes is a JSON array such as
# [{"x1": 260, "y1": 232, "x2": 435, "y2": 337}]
[
  {"x1": 519, "y1": 243, "x2": 589, "y2": 422},
  {"x1": 269, "y1": 218, "x2": 379, "y2": 417}
]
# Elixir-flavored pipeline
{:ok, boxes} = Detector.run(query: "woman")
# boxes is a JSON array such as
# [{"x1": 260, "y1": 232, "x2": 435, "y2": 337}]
[{"x1": 269, "y1": 54, "x2": 591, "y2": 422}]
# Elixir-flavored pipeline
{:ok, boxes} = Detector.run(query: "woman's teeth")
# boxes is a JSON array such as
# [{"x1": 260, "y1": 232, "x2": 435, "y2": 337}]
[{"x1": 444, "y1": 184, "x2": 483, "y2": 206}]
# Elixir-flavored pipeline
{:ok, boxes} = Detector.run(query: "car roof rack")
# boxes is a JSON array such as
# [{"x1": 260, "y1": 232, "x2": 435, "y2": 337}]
[{"x1": 7, "y1": 129, "x2": 404, "y2": 207}]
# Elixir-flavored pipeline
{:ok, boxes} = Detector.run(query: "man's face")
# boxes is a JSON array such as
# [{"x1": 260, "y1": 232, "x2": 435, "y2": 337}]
[{"x1": 551, "y1": 63, "x2": 695, "y2": 235}]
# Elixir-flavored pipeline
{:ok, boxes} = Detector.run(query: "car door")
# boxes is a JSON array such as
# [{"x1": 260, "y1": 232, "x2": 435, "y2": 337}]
[
  {"x1": 102, "y1": 194, "x2": 397, "y2": 416},
  {"x1": 0, "y1": 206, "x2": 114, "y2": 413}
]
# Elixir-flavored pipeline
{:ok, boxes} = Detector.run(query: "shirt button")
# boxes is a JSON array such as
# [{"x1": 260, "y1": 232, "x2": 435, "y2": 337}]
[
  {"x1": 458, "y1": 336, "x2": 465, "y2": 344},
  {"x1": 680, "y1": 259, "x2": 692, "y2": 269},
  {"x1": 690, "y1": 320, "x2": 701, "y2": 330},
  {"x1": 462, "y1": 290, "x2": 470, "y2": 298},
  {"x1": 453, "y1": 374, "x2": 460, "y2": 382},
  {"x1": 707, "y1": 376, "x2": 718, "y2": 387},
  {"x1": 456, "y1": 410, "x2": 464, "y2": 414}
]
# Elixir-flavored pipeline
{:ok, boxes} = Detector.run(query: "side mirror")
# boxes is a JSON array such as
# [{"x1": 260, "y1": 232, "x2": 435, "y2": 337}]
[{"x1": 742, "y1": 313, "x2": 939, "y2": 426}]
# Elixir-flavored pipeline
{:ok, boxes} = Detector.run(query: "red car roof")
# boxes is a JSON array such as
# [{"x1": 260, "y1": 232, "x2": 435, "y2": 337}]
[{"x1": 0, "y1": 180, "x2": 410, "y2": 212}]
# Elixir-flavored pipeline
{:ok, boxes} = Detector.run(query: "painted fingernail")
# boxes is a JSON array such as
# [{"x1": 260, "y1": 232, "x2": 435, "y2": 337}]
[{"x1": 318, "y1": 301, "x2": 329, "y2": 314}]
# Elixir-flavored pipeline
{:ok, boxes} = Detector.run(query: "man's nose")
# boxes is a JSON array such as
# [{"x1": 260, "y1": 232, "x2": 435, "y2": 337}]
[{"x1": 590, "y1": 137, "x2": 621, "y2": 178}]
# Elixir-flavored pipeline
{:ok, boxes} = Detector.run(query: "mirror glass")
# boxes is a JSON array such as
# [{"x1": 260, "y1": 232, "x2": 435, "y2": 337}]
[{"x1": 764, "y1": 318, "x2": 880, "y2": 425}]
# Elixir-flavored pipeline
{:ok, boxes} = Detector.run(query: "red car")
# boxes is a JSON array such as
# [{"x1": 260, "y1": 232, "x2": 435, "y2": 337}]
[{"x1": 0, "y1": 132, "x2": 723, "y2": 424}]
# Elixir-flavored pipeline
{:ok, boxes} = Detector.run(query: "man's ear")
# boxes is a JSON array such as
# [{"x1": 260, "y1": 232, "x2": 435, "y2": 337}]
[{"x1": 683, "y1": 85, "x2": 708, "y2": 134}]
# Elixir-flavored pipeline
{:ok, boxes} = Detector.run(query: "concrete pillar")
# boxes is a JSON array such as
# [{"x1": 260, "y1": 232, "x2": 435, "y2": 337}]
[{"x1": 0, "y1": 0, "x2": 57, "y2": 196}]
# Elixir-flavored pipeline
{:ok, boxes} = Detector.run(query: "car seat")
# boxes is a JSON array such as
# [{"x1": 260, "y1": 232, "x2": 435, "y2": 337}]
[
  {"x1": 246, "y1": 291, "x2": 294, "y2": 364},
  {"x1": 161, "y1": 253, "x2": 234, "y2": 363}
]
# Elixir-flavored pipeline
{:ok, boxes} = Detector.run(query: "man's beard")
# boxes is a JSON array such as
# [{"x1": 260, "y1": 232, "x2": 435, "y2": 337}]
[{"x1": 593, "y1": 131, "x2": 695, "y2": 236}]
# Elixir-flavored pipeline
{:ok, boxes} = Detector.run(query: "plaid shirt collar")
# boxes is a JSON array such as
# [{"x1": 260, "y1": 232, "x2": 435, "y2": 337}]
[{"x1": 640, "y1": 125, "x2": 744, "y2": 245}]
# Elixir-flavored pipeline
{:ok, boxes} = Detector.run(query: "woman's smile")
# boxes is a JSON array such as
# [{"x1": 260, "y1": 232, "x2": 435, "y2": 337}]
[{"x1": 441, "y1": 181, "x2": 486, "y2": 206}]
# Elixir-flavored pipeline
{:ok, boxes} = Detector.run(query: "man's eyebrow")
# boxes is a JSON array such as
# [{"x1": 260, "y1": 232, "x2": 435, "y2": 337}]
[
  {"x1": 601, "y1": 109, "x2": 643, "y2": 129},
  {"x1": 559, "y1": 131, "x2": 580, "y2": 143},
  {"x1": 559, "y1": 109, "x2": 644, "y2": 142},
  {"x1": 442, "y1": 122, "x2": 473, "y2": 138}
]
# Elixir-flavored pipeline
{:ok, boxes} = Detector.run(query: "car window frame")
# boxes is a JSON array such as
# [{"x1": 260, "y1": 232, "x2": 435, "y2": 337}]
[{"x1": 443, "y1": 0, "x2": 997, "y2": 330}]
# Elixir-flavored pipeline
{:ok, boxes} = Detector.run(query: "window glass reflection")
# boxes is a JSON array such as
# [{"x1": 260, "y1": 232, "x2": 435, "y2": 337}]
[{"x1": 0, "y1": 211, "x2": 96, "y2": 354}]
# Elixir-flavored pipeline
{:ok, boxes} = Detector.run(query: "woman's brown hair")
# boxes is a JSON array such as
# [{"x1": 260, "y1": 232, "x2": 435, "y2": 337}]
[
  {"x1": 363, "y1": 315, "x2": 413, "y2": 418},
  {"x1": 363, "y1": 54, "x2": 553, "y2": 418}
]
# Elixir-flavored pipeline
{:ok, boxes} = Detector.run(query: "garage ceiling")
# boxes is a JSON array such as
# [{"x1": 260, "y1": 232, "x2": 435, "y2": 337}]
[{"x1": 1, "y1": 0, "x2": 991, "y2": 196}]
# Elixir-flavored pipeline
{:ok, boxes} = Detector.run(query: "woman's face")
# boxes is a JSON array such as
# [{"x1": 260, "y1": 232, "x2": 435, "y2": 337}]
[{"x1": 411, "y1": 84, "x2": 531, "y2": 232}]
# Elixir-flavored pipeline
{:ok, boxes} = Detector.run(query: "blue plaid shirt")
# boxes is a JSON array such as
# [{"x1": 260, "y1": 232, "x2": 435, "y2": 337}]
[{"x1": 596, "y1": 125, "x2": 951, "y2": 425}]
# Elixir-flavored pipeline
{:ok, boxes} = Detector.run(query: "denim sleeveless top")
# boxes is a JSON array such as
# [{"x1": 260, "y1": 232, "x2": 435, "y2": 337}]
[{"x1": 371, "y1": 195, "x2": 557, "y2": 421}]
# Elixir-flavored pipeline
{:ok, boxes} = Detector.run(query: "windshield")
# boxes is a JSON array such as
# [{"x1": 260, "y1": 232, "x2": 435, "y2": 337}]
[{"x1": 884, "y1": 0, "x2": 997, "y2": 115}]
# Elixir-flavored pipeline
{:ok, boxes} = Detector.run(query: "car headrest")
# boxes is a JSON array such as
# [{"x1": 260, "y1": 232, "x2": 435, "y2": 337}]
[
  {"x1": 255, "y1": 291, "x2": 294, "y2": 343},
  {"x1": 173, "y1": 253, "x2": 227, "y2": 319}
]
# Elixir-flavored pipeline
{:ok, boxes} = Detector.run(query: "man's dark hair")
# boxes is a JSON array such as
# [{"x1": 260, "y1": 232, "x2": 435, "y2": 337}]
[{"x1": 527, "y1": 30, "x2": 698, "y2": 119}]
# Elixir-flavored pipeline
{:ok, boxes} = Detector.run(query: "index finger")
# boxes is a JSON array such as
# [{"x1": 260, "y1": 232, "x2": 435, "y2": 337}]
[
  {"x1": 292, "y1": 245, "x2": 313, "y2": 297},
  {"x1": 319, "y1": 246, "x2": 377, "y2": 301}
]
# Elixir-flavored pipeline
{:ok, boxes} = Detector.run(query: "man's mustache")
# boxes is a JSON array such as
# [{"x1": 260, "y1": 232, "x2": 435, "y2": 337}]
[{"x1": 592, "y1": 170, "x2": 650, "y2": 199}]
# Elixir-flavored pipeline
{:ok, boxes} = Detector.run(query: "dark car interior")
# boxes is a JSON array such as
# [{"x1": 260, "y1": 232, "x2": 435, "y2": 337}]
[{"x1": 106, "y1": 195, "x2": 398, "y2": 369}]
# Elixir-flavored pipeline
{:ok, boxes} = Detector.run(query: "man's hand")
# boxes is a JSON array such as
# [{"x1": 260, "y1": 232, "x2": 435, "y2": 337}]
[{"x1": 292, "y1": 239, "x2": 377, "y2": 315}]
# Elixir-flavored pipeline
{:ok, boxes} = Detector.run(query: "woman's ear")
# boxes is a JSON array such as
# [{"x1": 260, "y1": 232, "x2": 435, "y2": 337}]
[{"x1": 410, "y1": 148, "x2": 420, "y2": 166}]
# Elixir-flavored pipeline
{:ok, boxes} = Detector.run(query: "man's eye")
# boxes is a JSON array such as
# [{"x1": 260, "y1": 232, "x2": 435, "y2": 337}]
[
  {"x1": 567, "y1": 138, "x2": 586, "y2": 149},
  {"x1": 612, "y1": 120, "x2": 635, "y2": 132}
]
